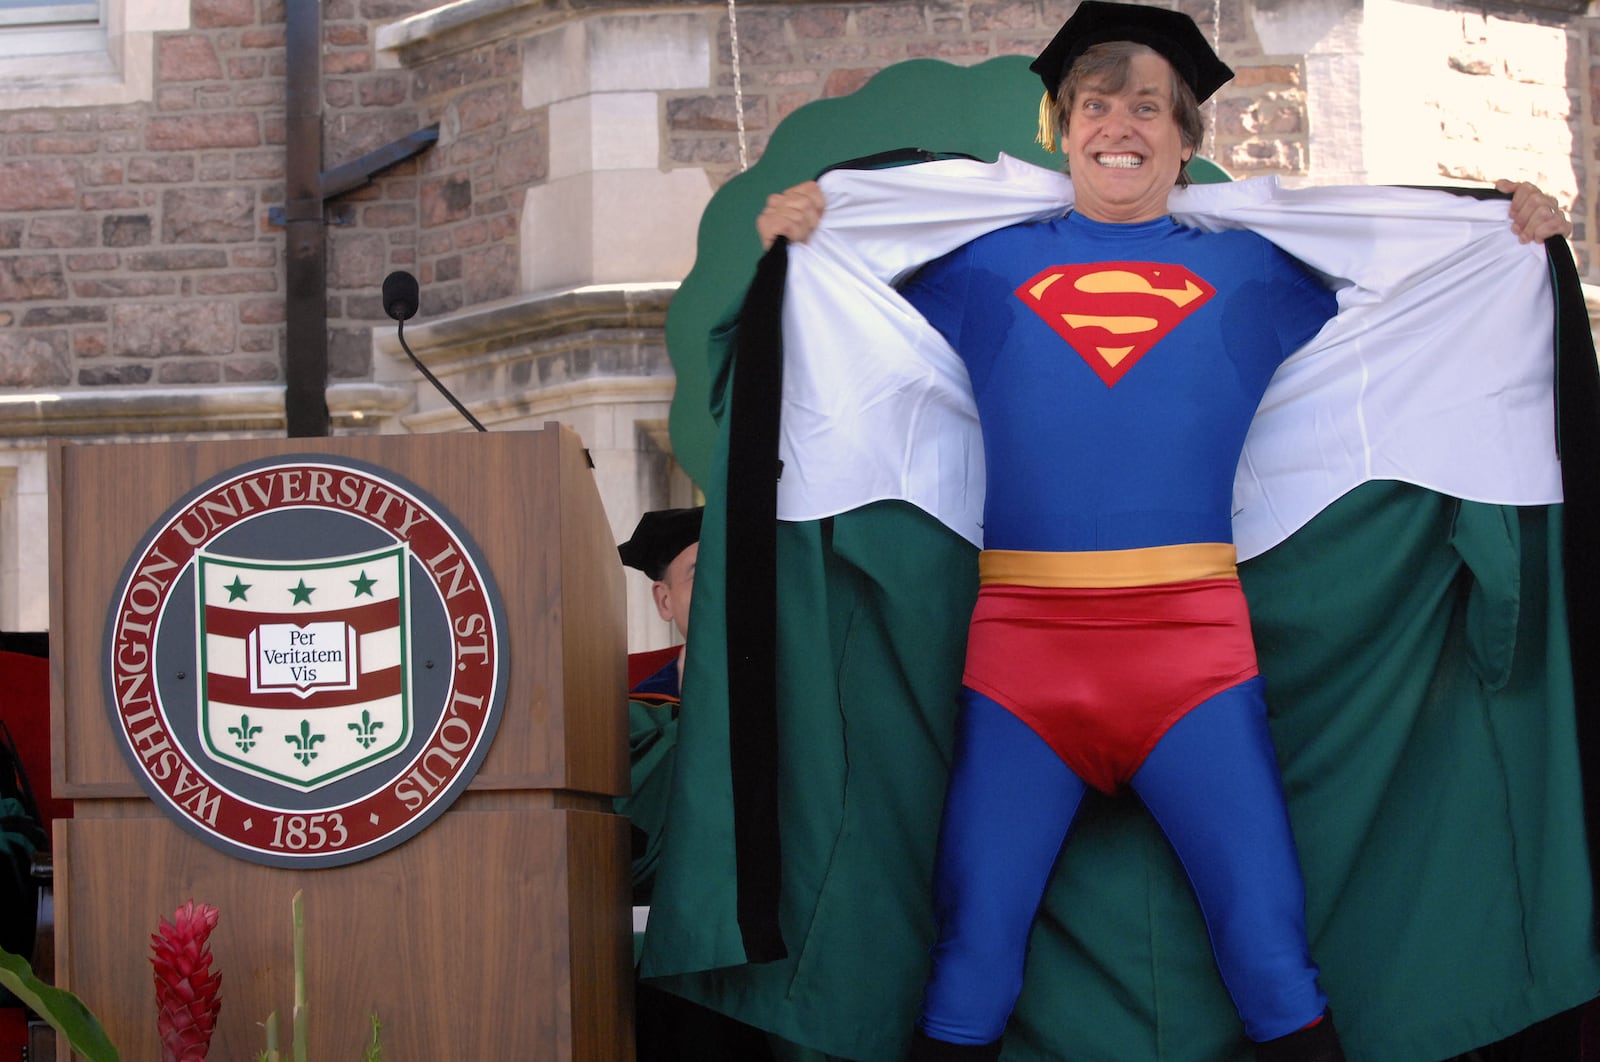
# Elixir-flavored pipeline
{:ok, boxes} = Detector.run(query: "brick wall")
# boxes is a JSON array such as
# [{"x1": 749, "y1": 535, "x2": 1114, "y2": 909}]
[
  {"x1": 1584, "y1": 11, "x2": 1600, "y2": 267},
  {"x1": 400, "y1": 38, "x2": 541, "y2": 315},
  {"x1": 0, "y1": 0, "x2": 1309, "y2": 398},
  {"x1": 0, "y1": 0, "x2": 468, "y2": 394},
  {"x1": 0, "y1": 0, "x2": 296, "y2": 390},
  {"x1": 0, "y1": 0, "x2": 1589, "y2": 640},
  {"x1": 1, "y1": 0, "x2": 1587, "y2": 402}
]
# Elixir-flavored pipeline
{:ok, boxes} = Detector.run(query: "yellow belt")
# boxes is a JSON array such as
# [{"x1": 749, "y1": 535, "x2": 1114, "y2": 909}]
[{"x1": 978, "y1": 543, "x2": 1238, "y2": 588}]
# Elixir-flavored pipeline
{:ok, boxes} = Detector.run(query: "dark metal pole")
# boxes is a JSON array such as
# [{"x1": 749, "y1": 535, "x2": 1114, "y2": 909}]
[{"x1": 283, "y1": 0, "x2": 329, "y2": 437}]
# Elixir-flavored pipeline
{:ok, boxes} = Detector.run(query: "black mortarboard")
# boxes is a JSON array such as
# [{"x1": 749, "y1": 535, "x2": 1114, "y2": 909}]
[
  {"x1": 618, "y1": 506, "x2": 704, "y2": 580},
  {"x1": 1030, "y1": 1, "x2": 1234, "y2": 104}
]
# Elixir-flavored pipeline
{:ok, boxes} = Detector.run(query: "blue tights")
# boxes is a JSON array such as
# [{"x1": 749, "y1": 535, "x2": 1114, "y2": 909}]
[{"x1": 918, "y1": 680, "x2": 1327, "y2": 1045}]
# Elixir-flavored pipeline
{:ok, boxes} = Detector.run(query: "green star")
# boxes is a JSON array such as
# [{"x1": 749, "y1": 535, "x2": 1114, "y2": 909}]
[
  {"x1": 224, "y1": 576, "x2": 251, "y2": 602},
  {"x1": 349, "y1": 570, "x2": 378, "y2": 598},
  {"x1": 288, "y1": 579, "x2": 315, "y2": 606}
]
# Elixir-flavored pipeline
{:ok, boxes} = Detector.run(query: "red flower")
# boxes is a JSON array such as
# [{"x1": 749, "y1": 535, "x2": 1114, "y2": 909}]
[{"x1": 149, "y1": 900, "x2": 222, "y2": 1062}]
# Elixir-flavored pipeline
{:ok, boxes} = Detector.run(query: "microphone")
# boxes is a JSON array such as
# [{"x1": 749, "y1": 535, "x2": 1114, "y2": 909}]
[
  {"x1": 382, "y1": 270, "x2": 419, "y2": 322},
  {"x1": 382, "y1": 270, "x2": 486, "y2": 432}
]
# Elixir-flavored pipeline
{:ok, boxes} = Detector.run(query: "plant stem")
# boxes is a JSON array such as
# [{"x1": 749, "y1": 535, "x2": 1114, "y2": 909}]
[
  {"x1": 292, "y1": 891, "x2": 308, "y2": 1062},
  {"x1": 365, "y1": 1012, "x2": 383, "y2": 1062}
]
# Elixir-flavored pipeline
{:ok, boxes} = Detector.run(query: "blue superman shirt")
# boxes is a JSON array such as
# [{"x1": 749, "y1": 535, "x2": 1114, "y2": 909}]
[{"x1": 900, "y1": 211, "x2": 1337, "y2": 553}]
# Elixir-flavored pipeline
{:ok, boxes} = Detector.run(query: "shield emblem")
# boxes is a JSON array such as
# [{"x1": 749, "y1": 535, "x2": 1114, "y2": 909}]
[
  {"x1": 196, "y1": 544, "x2": 412, "y2": 790},
  {"x1": 1015, "y1": 261, "x2": 1216, "y2": 387}
]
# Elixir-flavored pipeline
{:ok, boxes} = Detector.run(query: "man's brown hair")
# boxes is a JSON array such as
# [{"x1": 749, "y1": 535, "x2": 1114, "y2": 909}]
[{"x1": 1048, "y1": 41, "x2": 1205, "y2": 188}]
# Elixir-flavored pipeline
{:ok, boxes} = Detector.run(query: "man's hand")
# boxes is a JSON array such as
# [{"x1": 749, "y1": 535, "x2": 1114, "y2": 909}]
[
  {"x1": 1497, "y1": 179, "x2": 1572, "y2": 243},
  {"x1": 757, "y1": 181, "x2": 827, "y2": 250}
]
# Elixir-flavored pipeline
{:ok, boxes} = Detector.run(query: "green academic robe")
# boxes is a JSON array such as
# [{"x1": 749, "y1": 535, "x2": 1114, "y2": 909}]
[{"x1": 638, "y1": 56, "x2": 1600, "y2": 1062}]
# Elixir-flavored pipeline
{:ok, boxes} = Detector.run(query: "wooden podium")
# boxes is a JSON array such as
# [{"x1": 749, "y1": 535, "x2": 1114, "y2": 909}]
[{"x1": 47, "y1": 426, "x2": 632, "y2": 1060}]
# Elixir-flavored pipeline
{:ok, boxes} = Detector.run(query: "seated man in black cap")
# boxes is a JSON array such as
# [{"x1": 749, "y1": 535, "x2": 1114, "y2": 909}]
[
  {"x1": 619, "y1": 506, "x2": 702, "y2": 704},
  {"x1": 617, "y1": 505, "x2": 703, "y2": 896},
  {"x1": 618, "y1": 507, "x2": 779, "y2": 1062},
  {"x1": 754, "y1": 4, "x2": 1572, "y2": 1062}
]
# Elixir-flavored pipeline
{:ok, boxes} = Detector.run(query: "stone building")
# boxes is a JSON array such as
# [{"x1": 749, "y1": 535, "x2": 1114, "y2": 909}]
[{"x1": 0, "y1": 0, "x2": 1592, "y2": 652}]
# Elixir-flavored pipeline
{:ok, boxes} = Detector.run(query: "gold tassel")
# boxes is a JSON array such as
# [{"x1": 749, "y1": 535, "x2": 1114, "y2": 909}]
[{"x1": 1035, "y1": 91, "x2": 1057, "y2": 153}]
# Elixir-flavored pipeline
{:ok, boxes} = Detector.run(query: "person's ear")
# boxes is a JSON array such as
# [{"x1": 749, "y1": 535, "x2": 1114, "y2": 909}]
[{"x1": 651, "y1": 580, "x2": 673, "y2": 623}]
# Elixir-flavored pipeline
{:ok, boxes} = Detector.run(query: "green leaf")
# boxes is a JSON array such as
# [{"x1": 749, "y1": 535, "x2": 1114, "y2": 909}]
[{"x1": 0, "y1": 947, "x2": 121, "y2": 1062}]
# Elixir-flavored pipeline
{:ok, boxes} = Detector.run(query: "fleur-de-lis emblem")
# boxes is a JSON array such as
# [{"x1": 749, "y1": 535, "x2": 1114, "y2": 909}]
[
  {"x1": 227, "y1": 714, "x2": 263, "y2": 753},
  {"x1": 286, "y1": 720, "x2": 326, "y2": 766},
  {"x1": 348, "y1": 709, "x2": 385, "y2": 749}
]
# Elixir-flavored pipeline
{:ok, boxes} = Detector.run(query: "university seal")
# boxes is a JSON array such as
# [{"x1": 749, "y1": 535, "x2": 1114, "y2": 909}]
[{"x1": 103, "y1": 455, "x2": 508, "y2": 868}]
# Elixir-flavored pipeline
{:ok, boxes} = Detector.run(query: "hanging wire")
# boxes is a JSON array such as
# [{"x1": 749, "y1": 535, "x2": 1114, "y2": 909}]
[
  {"x1": 728, "y1": 0, "x2": 750, "y2": 171},
  {"x1": 1207, "y1": 0, "x2": 1220, "y2": 164}
]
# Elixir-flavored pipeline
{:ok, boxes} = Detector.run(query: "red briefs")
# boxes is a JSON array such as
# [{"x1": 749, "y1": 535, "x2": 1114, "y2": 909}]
[{"x1": 962, "y1": 576, "x2": 1260, "y2": 794}]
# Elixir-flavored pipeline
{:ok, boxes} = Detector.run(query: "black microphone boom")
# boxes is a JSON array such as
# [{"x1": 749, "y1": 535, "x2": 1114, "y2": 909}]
[{"x1": 382, "y1": 270, "x2": 487, "y2": 432}]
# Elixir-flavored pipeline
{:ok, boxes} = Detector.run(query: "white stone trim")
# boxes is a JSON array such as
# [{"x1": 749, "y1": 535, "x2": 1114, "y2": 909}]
[
  {"x1": 0, "y1": 0, "x2": 188, "y2": 109},
  {"x1": 398, "y1": 375, "x2": 675, "y2": 434},
  {"x1": 0, "y1": 383, "x2": 413, "y2": 438},
  {"x1": 520, "y1": 169, "x2": 712, "y2": 291},
  {"x1": 0, "y1": 447, "x2": 47, "y2": 633},
  {"x1": 549, "y1": 92, "x2": 664, "y2": 180},
  {"x1": 375, "y1": 0, "x2": 553, "y2": 65},
  {"x1": 519, "y1": 12, "x2": 711, "y2": 107},
  {"x1": 375, "y1": 281, "x2": 676, "y2": 364}
]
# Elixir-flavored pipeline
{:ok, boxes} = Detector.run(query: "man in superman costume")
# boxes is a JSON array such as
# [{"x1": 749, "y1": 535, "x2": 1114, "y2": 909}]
[
  {"x1": 898, "y1": 182, "x2": 1338, "y2": 1062},
  {"x1": 637, "y1": 6, "x2": 1594, "y2": 1061},
  {"x1": 760, "y1": 7, "x2": 1352, "y2": 1057}
]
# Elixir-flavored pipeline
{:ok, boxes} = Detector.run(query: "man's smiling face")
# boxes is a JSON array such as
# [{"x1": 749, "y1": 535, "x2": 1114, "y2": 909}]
[{"x1": 1064, "y1": 48, "x2": 1192, "y2": 225}]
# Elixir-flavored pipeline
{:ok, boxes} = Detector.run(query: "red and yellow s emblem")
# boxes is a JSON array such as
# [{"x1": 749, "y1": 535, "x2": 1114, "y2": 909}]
[{"x1": 1015, "y1": 262, "x2": 1215, "y2": 387}]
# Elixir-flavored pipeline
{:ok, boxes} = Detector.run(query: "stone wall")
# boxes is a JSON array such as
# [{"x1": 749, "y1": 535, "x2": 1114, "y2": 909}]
[
  {"x1": 1353, "y1": 1, "x2": 1582, "y2": 242},
  {"x1": 2, "y1": 0, "x2": 290, "y2": 392},
  {"x1": 664, "y1": 0, "x2": 1319, "y2": 186},
  {"x1": 0, "y1": 0, "x2": 1593, "y2": 642},
  {"x1": 1, "y1": 0, "x2": 1587, "y2": 393}
]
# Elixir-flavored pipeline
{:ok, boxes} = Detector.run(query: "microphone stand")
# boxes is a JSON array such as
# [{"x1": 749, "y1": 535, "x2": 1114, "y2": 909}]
[
  {"x1": 382, "y1": 270, "x2": 487, "y2": 433},
  {"x1": 394, "y1": 317, "x2": 487, "y2": 432}
]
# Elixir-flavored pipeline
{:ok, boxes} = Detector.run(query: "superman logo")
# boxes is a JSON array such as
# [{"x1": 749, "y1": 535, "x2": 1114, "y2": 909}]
[{"x1": 1015, "y1": 262, "x2": 1215, "y2": 387}]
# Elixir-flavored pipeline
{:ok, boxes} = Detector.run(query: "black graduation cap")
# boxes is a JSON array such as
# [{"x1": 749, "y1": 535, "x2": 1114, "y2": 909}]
[
  {"x1": 618, "y1": 506, "x2": 704, "y2": 581},
  {"x1": 1030, "y1": 0, "x2": 1234, "y2": 104}
]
